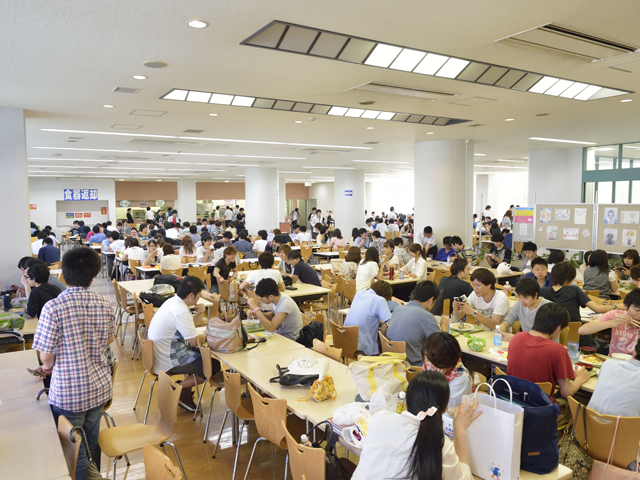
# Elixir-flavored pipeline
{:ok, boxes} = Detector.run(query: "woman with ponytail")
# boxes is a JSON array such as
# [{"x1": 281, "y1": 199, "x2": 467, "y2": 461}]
[
  {"x1": 402, "y1": 243, "x2": 428, "y2": 279},
  {"x1": 352, "y1": 371, "x2": 481, "y2": 480}
]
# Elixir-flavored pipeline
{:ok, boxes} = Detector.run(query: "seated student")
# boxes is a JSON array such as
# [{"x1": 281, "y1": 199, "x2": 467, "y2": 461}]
[
  {"x1": 588, "y1": 339, "x2": 640, "y2": 417},
  {"x1": 44, "y1": 227, "x2": 59, "y2": 248},
  {"x1": 352, "y1": 371, "x2": 478, "y2": 480},
  {"x1": 363, "y1": 217, "x2": 374, "y2": 233},
  {"x1": 375, "y1": 217, "x2": 388, "y2": 234},
  {"x1": 247, "y1": 278, "x2": 303, "y2": 341},
  {"x1": 290, "y1": 225, "x2": 301, "y2": 242},
  {"x1": 387, "y1": 281, "x2": 441, "y2": 366},
  {"x1": 329, "y1": 229, "x2": 347, "y2": 250},
  {"x1": 393, "y1": 237, "x2": 411, "y2": 267},
  {"x1": 253, "y1": 230, "x2": 269, "y2": 253},
  {"x1": 37, "y1": 237, "x2": 60, "y2": 264},
  {"x1": 524, "y1": 256, "x2": 552, "y2": 288},
  {"x1": 401, "y1": 218, "x2": 413, "y2": 235},
  {"x1": 479, "y1": 221, "x2": 490, "y2": 236},
  {"x1": 212, "y1": 245, "x2": 238, "y2": 293},
  {"x1": 519, "y1": 242, "x2": 538, "y2": 273},
  {"x1": 485, "y1": 233, "x2": 512, "y2": 268},
  {"x1": 22, "y1": 262, "x2": 61, "y2": 318},
  {"x1": 31, "y1": 231, "x2": 48, "y2": 255},
  {"x1": 431, "y1": 258, "x2": 473, "y2": 316},
  {"x1": 630, "y1": 264, "x2": 640, "y2": 289},
  {"x1": 295, "y1": 225, "x2": 312, "y2": 243},
  {"x1": 615, "y1": 248, "x2": 639, "y2": 281},
  {"x1": 547, "y1": 249, "x2": 565, "y2": 272},
  {"x1": 583, "y1": 249, "x2": 618, "y2": 300},
  {"x1": 380, "y1": 241, "x2": 400, "y2": 273},
  {"x1": 85, "y1": 225, "x2": 96, "y2": 242},
  {"x1": 212, "y1": 241, "x2": 226, "y2": 263},
  {"x1": 421, "y1": 332, "x2": 472, "y2": 408},
  {"x1": 435, "y1": 236, "x2": 456, "y2": 262},
  {"x1": 196, "y1": 235, "x2": 214, "y2": 263},
  {"x1": 148, "y1": 276, "x2": 217, "y2": 411},
  {"x1": 316, "y1": 225, "x2": 329, "y2": 245},
  {"x1": 121, "y1": 238, "x2": 145, "y2": 262},
  {"x1": 401, "y1": 243, "x2": 428, "y2": 279},
  {"x1": 138, "y1": 224, "x2": 150, "y2": 241},
  {"x1": 238, "y1": 252, "x2": 285, "y2": 296},
  {"x1": 277, "y1": 244, "x2": 292, "y2": 276},
  {"x1": 453, "y1": 268, "x2": 510, "y2": 330},
  {"x1": 109, "y1": 230, "x2": 125, "y2": 253},
  {"x1": 354, "y1": 228, "x2": 369, "y2": 249},
  {"x1": 79, "y1": 225, "x2": 91, "y2": 240},
  {"x1": 287, "y1": 250, "x2": 321, "y2": 287},
  {"x1": 370, "y1": 230, "x2": 385, "y2": 255},
  {"x1": 339, "y1": 246, "x2": 361, "y2": 280},
  {"x1": 142, "y1": 239, "x2": 163, "y2": 266},
  {"x1": 188, "y1": 225, "x2": 200, "y2": 245},
  {"x1": 13, "y1": 257, "x2": 66, "y2": 296},
  {"x1": 388, "y1": 218, "x2": 400, "y2": 234},
  {"x1": 578, "y1": 288, "x2": 640, "y2": 357},
  {"x1": 66, "y1": 220, "x2": 80, "y2": 236},
  {"x1": 178, "y1": 236, "x2": 197, "y2": 262},
  {"x1": 500, "y1": 278, "x2": 551, "y2": 337},
  {"x1": 233, "y1": 231, "x2": 253, "y2": 253},
  {"x1": 356, "y1": 247, "x2": 383, "y2": 292},
  {"x1": 344, "y1": 280, "x2": 393, "y2": 356},
  {"x1": 489, "y1": 219, "x2": 501, "y2": 235},
  {"x1": 160, "y1": 244, "x2": 182, "y2": 271},
  {"x1": 451, "y1": 236, "x2": 477, "y2": 265},
  {"x1": 507, "y1": 303, "x2": 590, "y2": 398}
]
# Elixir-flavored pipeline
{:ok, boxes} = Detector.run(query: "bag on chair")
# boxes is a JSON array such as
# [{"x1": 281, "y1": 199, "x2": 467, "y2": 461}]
[
  {"x1": 305, "y1": 420, "x2": 357, "y2": 480},
  {"x1": 348, "y1": 352, "x2": 408, "y2": 401},
  {"x1": 558, "y1": 403, "x2": 594, "y2": 480},
  {"x1": 588, "y1": 417, "x2": 637, "y2": 480}
]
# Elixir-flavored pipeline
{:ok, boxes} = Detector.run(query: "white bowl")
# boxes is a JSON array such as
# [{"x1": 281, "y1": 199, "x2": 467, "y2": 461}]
[{"x1": 611, "y1": 353, "x2": 633, "y2": 362}]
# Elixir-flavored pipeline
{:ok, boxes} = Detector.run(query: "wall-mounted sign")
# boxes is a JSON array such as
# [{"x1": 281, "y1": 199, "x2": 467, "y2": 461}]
[
  {"x1": 344, "y1": 190, "x2": 353, "y2": 197},
  {"x1": 155, "y1": 200, "x2": 165, "y2": 207},
  {"x1": 140, "y1": 202, "x2": 147, "y2": 207},
  {"x1": 119, "y1": 200, "x2": 131, "y2": 207},
  {"x1": 65, "y1": 213, "x2": 74, "y2": 219},
  {"x1": 29, "y1": 204, "x2": 37, "y2": 210},
  {"x1": 74, "y1": 213, "x2": 83, "y2": 218},
  {"x1": 84, "y1": 212, "x2": 91, "y2": 218},
  {"x1": 64, "y1": 189, "x2": 98, "y2": 201},
  {"x1": 101, "y1": 207, "x2": 107, "y2": 215}
]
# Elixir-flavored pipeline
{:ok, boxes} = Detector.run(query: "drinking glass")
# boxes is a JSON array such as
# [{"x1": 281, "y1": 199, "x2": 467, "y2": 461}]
[{"x1": 567, "y1": 341, "x2": 580, "y2": 363}]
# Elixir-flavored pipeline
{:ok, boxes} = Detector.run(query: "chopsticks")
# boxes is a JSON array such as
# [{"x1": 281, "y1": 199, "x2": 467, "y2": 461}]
[{"x1": 629, "y1": 318, "x2": 640, "y2": 328}]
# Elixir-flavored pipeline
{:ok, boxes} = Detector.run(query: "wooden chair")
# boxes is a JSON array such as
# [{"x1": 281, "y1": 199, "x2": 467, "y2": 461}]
[
  {"x1": 384, "y1": 231, "x2": 393, "y2": 240},
  {"x1": 568, "y1": 397, "x2": 640, "y2": 469},
  {"x1": 187, "y1": 264, "x2": 208, "y2": 282},
  {"x1": 406, "y1": 366, "x2": 422, "y2": 383},
  {"x1": 134, "y1": 300, "x2": 155, "y2": 361},
  {"x1": 335, "y1": 275, "x2": 345, "y2": 308},
  {"x1": 301, "y1": 245, "x2": 313, "y2": 262},
  {"x1": 57, "y1": 415, "x2": 82, "y2": 479},
  {"x1": 161, "y1": 267, "x2": 183, "y2": 276},
  {"x1": 512, "y1": 320, "x2": 521, "y2": 334},
  {"x1": 143, "y1": 444, "x2": 183, "y2": 480},
  {"x1": 283, "y1": 420, "x2": 325, "y2": 480},
  {"x1": 211, "y1": 372, "x2": 254, "y2": 480},
  {"x1": 338, "y1": 250, "x2": 347, "y2": 259},
  {"x1": 433, "y1": 268, "x2": 450, "y2": 286},
  {"x1": 312, "y1": 338, "x2": 342, "y2": 362},
  {"x1": 218, "y1": 278, "x2": 238, "y2": 318},
  {"x1": 237, "y1": 252, "x2": 247, "y2": 259},
  {"x1": 343, "y1": 278, "x2": 356, "y2": 304},
  {"x1": 100, "y1": 372, "x2": 187, "y2": 480},
  {"x1": 442, "y1": 299, "x2": 450, "y2": 316},
  {"x1": 584, "y1": 290, "x2": 599, "y2": 298},
  {"x1": 48, "y1": 261, "x2": 62, "y2": 270},
  {"x1": 245, "y1": 384, "x2": 307, "y2": 480},
  {"x1": 117, "y1": 283, "x2": 137, "y2": 345},
  {"x1": 494, "y1": 366, "x2": 553, "y2": 395},
  {"x1": 101, "y1": 363, "x2": 131, "y2": 465},
  {"x1": 127, "y1": 259, "x2": 141, "y2": 280},
  {"x1": 379, "y1": 331, "x2": 406, "y2": 354},
  {"x1": 514, "y1": 241, "x2": 523, "y2": 253},
  {"x1": 329, "y1": 319, "x2": 359, "y2": 363}
]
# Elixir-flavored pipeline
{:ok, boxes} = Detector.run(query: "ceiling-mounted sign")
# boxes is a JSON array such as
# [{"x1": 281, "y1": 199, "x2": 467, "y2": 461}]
[
  {"x1": 119, "y1": 200, "x2": 131, "y2": 207},
  {"x1": 64, "y1": 189, "x2": 98, "y2": 201},
  {"x1": 344, "y1": 190, "x2": 353, "y2": 197},
  {"x1": 155, "y1": 200, "x2": 165, "y2": 207}
]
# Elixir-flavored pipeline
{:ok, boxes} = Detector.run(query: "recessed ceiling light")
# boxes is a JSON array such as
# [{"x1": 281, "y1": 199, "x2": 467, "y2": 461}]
[
  {"x1": 302, "y1": 166, "x2": 355, "y2": 170},
  {"x1": 187, "y1": 20, "x2": 208, "y2": 29},
  {"x1": 103, "y1": 105, "x2": 114, "y2": 108},
  {"x1": 366, "y1": 126, "x2": 375, "y2": 130},
  {"x1": 522, "y1": 156, "x2": 529, "y2": 159},
  {"x1": 224, "y1": 180, "x2": 229, "y2": 183},
  {"x1": 132, "y1": 75, "x2": 147, "y2": 80},
  {"x1": 294, "y1": 120, "x2": 303, "y2": 124},
  {"x1": 119, "y1": 179, "x2": 124, "y2": 181},
  {"x1": 427, "y1": 132, "x2": 435, "y2": 135},
  {"x1": 157, "y1": 179, "x2": 162, "y2": 182},
  {"x1": 621, "y1": 98, "x2": 633, "y2": 103},
  {"x1": 474, "y1": 153, "x2": 486, "y2": 156},
  {"x1": 142, "y1": 61, "x2": 168, "y2": 69},
  {"x1": 209, "y1": 113, "x2": 219, "y2": 116},
  {"x1": 505, "y1": 118, "x2": 515, "y2": 121},
  {"x1": 529, "y1": 137, "x2": 597, "y2": 145},
  {"x1": 352, "y1": 160, "x2": 410, "y2": 164},
  {"x1": 493, "y1": 159, "x2": 526, "y2": 163}
]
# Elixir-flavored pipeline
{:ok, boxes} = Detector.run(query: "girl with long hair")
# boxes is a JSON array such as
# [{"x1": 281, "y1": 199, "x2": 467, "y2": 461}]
[
  {"x1": 355, "y1": 247, "x2": 383, "y2": 292},
  {"x1": 583, "y1": 249, "x2": 618, "y2": 299},
  {"x1": 179, "y1": 236, "x2": 197, "y2": 262},
  {"x1": 402, "y1": 243, "x2": 428, "y2": 279}
]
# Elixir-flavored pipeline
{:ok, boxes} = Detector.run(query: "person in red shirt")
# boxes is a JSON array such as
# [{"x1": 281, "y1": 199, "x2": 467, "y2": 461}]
[{"x1": 507, "y1": 303, "x2": 590, "y2": 398}]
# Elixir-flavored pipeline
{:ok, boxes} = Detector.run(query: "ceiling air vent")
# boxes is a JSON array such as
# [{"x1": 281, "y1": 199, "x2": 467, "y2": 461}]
[
  {"x1": 129, "y1": 139, "x2": 199, "y2": 145},
  {"x1": 497, "y1": 24, "x2": 638, "y2": 62},
  {"x1": 112, "y1": 87, "x2": 141, "y2": 94},
  {"x1": 183, "y1": 129, "x2": 205, "y2": 133},
  {"x1": 347, "y1": 82, "x2": 457, "y2": 101},
  {"x1": 467, "y1": 123, "x2": 486, "y2": 128}
]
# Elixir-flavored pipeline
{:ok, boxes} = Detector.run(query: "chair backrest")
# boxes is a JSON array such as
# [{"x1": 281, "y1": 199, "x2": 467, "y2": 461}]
[
  {"x1": 536, "y1": 382, "x2": 553, "y2": 395},
  {"x1": 433, "y1": 268, "x2": 450, "y2": 286},
  {"x1": 57, "y1": 415, "x2": 82, "y2": 479},
  {"x1": 48, "y1": 261, "x2": 62, "y2": 270},
  {"x1": 283, "y1": 420, "x2": 325, "y2": 480},
  {"x1": 329, "y1": 319, "x2": 359, "y2": 360},
  {"x1": 568, "y1": 397, "x2": 640, "y2": 468},
  {"x1": 156, "y1": 371, "x2": 181, "y2": 439},
  {"x1": 584, "y1": 290, "x2": 599, "y2": 298},
  {"x1": 129, "y1": 259, "x2": 141, "y2": 270},
  {"x1": 384, "y1": 231, "x2": 392, "y2": 240},
  {"x1": 301, "y1": 245, "x2": 312, "y2": 260},
  {"x1": 218, "y1": 278, "x2": 230, "y2": 302},
  {"x1": 198, "y1": 346, "x2": 214, "y2": 382},
  {"x1": 322, "y1": 269, "x2": 333, "y2": 284},
  {"x1": 248, "y1": 383, "x2": 288, "y2": 448},
  {"x1": 343, "y1": 278, "x2": 356, "y2": 303},
  {"x1": 406, "y1": 366, "x2": 422, "y2": 383},
  {"x1": 335, "y1": 275, "x2": 344, "y2": 296},
  {"x1": 558, "y1": 325, "x2": 570, "y2": 346},
  {"x1": 143, "y1": 444, "x2": 183, "y2": 480},
  {"x1": 141, "y1": 301, "x2": 154, "y2": 329},
  {"x1": 495, "y1": 366, "x2": 506, "y2": 375},
  {"x1": 118, "y1": 284, "x2": 129, "y2": 309},
  {"x1": 514, "y1": 241, "x2": 523, "y2": 253},
  {"x1": 379, "y1": 331, "x2": 406, "y2": 354},
  {"x1": 223, "y1": 370, "x2": 243, "y2": 414},
  {"x1": 317, "y1": 246, "x2": 330, "y2": 253},
  {"x1": 112, "y1": 278, "x2": 119, "y2": 299},
  {"x1": 187, "y1": 265, "x2": 207, "y2": 281},
  {"x1": 161, "y1": 268, "x2": 183, "y2": 276},
  {"x1": 338, "y1": 250, "x2": 347, "y2": 259},
  {"x1": 567, "y1": 322, "x2": 581, "y2": 344},
  {"x1": 312, "y1": 338, "x2": 342, "y2": 362},
  {"x1": 237, "y1": 262, "x2": 251, "y2": 272},
  {"x1": 139, "y1": 331, "x2": 155, "y2": 373},
  {"x1": 512, "y1": 320, "x2": 521, "y2": 334},
  {"x1": 442, "y1": 299, "x2": 450, "y2": 316},
  {"x1": 237, "y1": 252, "x2": 246, "y2": 259}
]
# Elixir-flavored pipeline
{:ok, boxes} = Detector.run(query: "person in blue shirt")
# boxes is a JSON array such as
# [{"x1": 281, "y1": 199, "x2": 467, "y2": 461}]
[
  {"x1": 435, "y1": 236, "x2": 456, "y2": 262},
  {"x1": 524, "y1": 256, "x2": 552, "y2": 288},
  {"x1": 233, "y1": 231, "x2": 253, "y2": 253},
  {"x1": 37, "y1": 237, "x2": 61, "y2": 265},
  {"x1": 472, "y1": 214, "x2": 478, "y2": 230},
  {"x1": 354, "y1": 228, "x2": 370, "y2": 249},
  {"x1": 89, "y1": 225, "x2": 106, "y2": 245},
  {"x1": 344, "y1": 280, "x2": 392, "y2": 356}
]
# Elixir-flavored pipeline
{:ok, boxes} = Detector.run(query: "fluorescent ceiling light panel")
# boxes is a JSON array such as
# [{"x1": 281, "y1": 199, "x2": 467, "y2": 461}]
[
  {"x1": 492, "y1": 159, "x2": 527, "y2": 163},
  {"x1": 544, "y1": 79, "x2": 573, "y2": 96},
  {"x1": 474, "y1": 153, "x2": 486, "y2": 156},
  {"x1": 344, "y1": 108, "x2": 365, "y2": 117},
  {"x1": 162, "y1": 89, "x2": 188, "y2": 101},
  {"x1": 352, "y1": 160, "x2": 410, "y2": 164},
  {"x1": 33, "y1": 146, "x2": 302, "y2": 160},
  {"x1": 328, "y1": 106, "x2": 348, "y2": 116},
  {"x1": 360, "y1": 110, "x2": 381, "y2": 119},
  {"x1": 186, "y1": 91, "x2": 211, "y2": 103},
  {"x1": 302, "y1": 166, "x2": 355, "y2": 169},
  {"x1": 559, "y1": 82, "x2": 588, "y2": 99},
  {"x1": 231, "y1": 96, "x2": 255, "y2": 107},
  {"x1": 209, "y1": 93, "x2": 234, "y2": 105},
  {"x1": 365, "y1": 44, "x2": 402, "y2": 67},
  {"x1": 574, "y1": 85, "x2": 601, "y2": 101},
  {"x1": 529, "y1": 76, "x2": 559, "y2": 94},
  {"x1": 376, "y1": 112, "x2": 395, "y2": 121},
  {"x1": 241, "y1": 21, "x2": 633, "y2": 101},
  {"x1": 529, "y1": 137, "x2": 597, "y2": 145}
]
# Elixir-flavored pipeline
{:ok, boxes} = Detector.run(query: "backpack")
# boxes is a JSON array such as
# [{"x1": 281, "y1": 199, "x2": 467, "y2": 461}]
[{"x1": 153, "y1": 274, "x2": 182, "y2": 292}]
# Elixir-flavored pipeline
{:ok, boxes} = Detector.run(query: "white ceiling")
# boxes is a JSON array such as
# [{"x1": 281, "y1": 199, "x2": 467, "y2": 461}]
[{"x1": 3, "y1": 0, "x2": 640, "y2": 182}]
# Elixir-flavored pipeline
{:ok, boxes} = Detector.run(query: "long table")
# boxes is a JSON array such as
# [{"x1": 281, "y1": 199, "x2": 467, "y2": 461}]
[
  {"x1": 427, "y1": 260, "x2": 525, "y2": 284},
  {"x1": 117, "y1": 279, "x2": 214, "y2": 307},
  {"x1": 0, "y1": 350, "x2": 70, "y2": 479}
]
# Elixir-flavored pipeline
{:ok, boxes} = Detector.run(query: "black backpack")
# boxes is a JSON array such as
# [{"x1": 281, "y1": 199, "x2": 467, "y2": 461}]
[{"x1": 153, "y1": 274, "x2": 182, "y2": 292}]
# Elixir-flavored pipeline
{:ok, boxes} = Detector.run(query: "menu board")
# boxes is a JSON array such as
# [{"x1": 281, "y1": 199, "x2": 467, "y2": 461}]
[
  {"x1": 534, "y1": 203, "x2": 594, "y2": 251},
  {"x1": 596, "y1": 203, "x2": 640, "y2": 254}
]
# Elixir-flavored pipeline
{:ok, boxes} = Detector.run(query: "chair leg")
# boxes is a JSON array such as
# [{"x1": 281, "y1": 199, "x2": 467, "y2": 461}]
[
  {"x1": 132, "y1": 370, "x2": 147, "y2": 410},
  {"x1": 120, "y1": 313, "x2": 131, "y2": 345},
  {"x1": 111, "y1": 456, "x2": 118, "y2": 480},
  {"x1": 192, "y1": 375, "x2": 200, "y2": 415},
  {"x1": 143, "y1": 377, "x2": 157, "y2": 425},
  {"x1": 284, "y1": 452, "x2": 289, "y2": 480},
  {"x1": 164, "y1": 442, "x2": 187, "y2": 480},
  {"x1": 203, "y1": 389, "x2": 220, "y2": 443},
  {"x1": 193, "y1": 381, "x2": 207, "y2": 421},
  {"x1": 243, "y1": 435, "x2": 266, "y2": 480},
  {"x1": 212, "y1": 410, "x2": 230, "y2": 457}
]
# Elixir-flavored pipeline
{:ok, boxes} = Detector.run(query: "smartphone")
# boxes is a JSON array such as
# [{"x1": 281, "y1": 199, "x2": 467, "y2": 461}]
[
  {"x1": 285, "y1": 286, "x2": 298, "y2": 291},
  {"x1": 27, "y1": 367, "x2": 46, "y2": 378}
]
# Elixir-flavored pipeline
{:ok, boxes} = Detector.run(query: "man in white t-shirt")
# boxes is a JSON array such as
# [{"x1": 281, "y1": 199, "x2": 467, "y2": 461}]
[
  {"x1": 32, "y1": 232, "x2": 46, "y2": 255},
  {"x1": 483, "y1": 205, "x2": 492, "y2": 220},
  {"x1": 376, "y1": 218, "x2": 388, "y2": 234},
  {"x1": 247, "y1": 278, "x2": 303, "y2": 341},
  {"x1": 388, "y1": 219, "x2": 400, "y2": 233},
  {"x1": 453, "y1": 268, "x2": 511, "y2": 330},
  {"x1": 417, "y1": 226, "x2": 438, "y2": 258},
  {"x1": 387, "y1": 207, "x2": 397, "y2": 221},
  {"x1": 253, "y1": 230, "x2": 269, "y2": 252},
  {"x1": 224, "y1": 207, "x2": 234, "y2": 227},
  {"x1": 147, "y1": 276, "x2": 220, "y2": 411},
  {"x1": 364, "y1": 218, "x2": 374, "y2": 233},
  {"x1": 196, "y1": 236, "x2": 214, "y2": 263},
  {"x1": 296, "y1": 226, "x2": 312, "y2": 243},
  {"x1": 144, "y1": 207, "x2": 155, "y2": 221}
]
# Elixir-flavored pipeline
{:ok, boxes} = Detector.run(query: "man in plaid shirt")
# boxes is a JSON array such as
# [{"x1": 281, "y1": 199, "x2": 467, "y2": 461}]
[{"x1": 33, "y1": 247, "x2": 115, "y2": 479}]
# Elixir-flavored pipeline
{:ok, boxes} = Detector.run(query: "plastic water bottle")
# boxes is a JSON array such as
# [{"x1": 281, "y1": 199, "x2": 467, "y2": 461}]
[
  {"x1": 443, "y1": 409, "x2": 455, "y2": 440},
  {"x1": 494, "y1": 326, "x2": 503, "y2": 346},
  {"x1": 2, "y1": 294, "x2": 11, "y2": 312},
  {"x1": 396, "y1": 391, "x2": 406, "y2": 413},
  {"x1": 504, "y1": 281, "x2": 511, "y2": 296},
  {"x1": 300, "y1": 434, "x2": 311, "y2": 447}
]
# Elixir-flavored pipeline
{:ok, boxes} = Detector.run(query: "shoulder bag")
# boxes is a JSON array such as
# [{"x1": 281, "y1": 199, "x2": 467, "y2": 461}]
[
  {"x1": 269, "y1": 364, "x2": 318, "y2": 386},
  {"x1": 558, "y1": 403, "x2": 594, "y2": 480},
  {"x1": 589, "y1": 417, "x2": 639, "y2": 480},
  {"x1": 305, "y1": 420, "x2": 356, "y2": 480}
]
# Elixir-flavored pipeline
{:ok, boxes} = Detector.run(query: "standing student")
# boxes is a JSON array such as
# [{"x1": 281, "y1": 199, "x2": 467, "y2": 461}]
[
  {"x1": 248, "y1": 278, "x2": 303, "y2": 341},
  {"x1": 583, "y1": 249, "x2": 618, "y2": 299},
  {"x1": 501, "y1": 210, "x2": 513, "y2": 230},
  {"x1": 291, "y1": 207, "x2": 300, "y2": 227},
  {"x1": 287, "y1": 250, "x2": 321, "y2": 286},
  {"x1": 126, "y1": 208, "x2": 134, "y2": 224},
  {"x1": 344, "y1": 281, "x2": 393, "y2": 356},
  {"x1": 417, "y1": 226, "x2": 438, "y2": 258},
  {"x1": 524, "y1": 256, "x2": 552, "y2": 288},
  {"x1": 145, "y1": 206, "x2": 154, "y2": 222},
  {"x1": 401, "y1": 243, "x2": 428, "y2": 279},
  {"x1": 356, "y1": 247, "x2": 383, "y2": 292},
  {"x1": 499, "y1": 278, "x2": 551, "y2": 337},
  {"x1": 453, "y1": 268, "x2": 510, "y2": 330},
  {"x1": 482, "y1": 205, "x2": 492, "y2": 219},
  {"x1": 224, "y1": 206, "x2": 234, "y2": 228},
  {"x1": 485, "y1": 233, "x2": 512, "y2": 268}
]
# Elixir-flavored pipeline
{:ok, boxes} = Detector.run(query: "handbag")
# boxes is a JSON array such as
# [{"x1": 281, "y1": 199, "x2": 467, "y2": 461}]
[
  {"x1": 139, "y1": 292, "x2": 174, "y2": 308},
  {"x1": 298, "y1": 375, "x2": 337, "y2": 403},
  {"x1": 270, "y1": 364, "x2": 318, "y2": 386},
  {"x1": 497, "y1": 262, "x2": 512, "y2": 275},
  {"x1": 305, "y1": 420, "x2": 356, "y2": 480},
  {"x1": 348, "y1": 352, "x2": 408, "y2": 401},
  {"x1": 559, "y1": 403, "x2": 594, "y2": 480},
  {"x1": 491, "y1": 375, "x2": 560, "y2": 474},
  {"x1": 206, "y1": 314, "x2": 252, "y2": 354},
  {"x1": 589, "y1": 417, "x2": 639, "y2": 480}
]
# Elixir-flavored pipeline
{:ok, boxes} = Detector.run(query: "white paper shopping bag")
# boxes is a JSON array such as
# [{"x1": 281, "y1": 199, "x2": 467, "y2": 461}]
[{"x1": 463, "y1": 383, "x2": 524, "y2": 480}]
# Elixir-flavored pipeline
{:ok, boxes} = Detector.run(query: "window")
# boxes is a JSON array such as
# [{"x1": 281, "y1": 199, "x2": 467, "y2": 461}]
[
  {"x1": 615, "y1": 181, "x2": 629, "y2": 204},
  {"x1": 597, "y1": 182, "x2": 612, "y2": 203}
]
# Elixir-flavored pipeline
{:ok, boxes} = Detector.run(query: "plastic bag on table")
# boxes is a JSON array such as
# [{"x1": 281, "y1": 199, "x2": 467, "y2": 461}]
[
  {"x1": 369, "y1": 380, "x2": 398, "y2": 413},
  {"x1": 333, "y1": 402, "x2": 370, "y2": 426}
]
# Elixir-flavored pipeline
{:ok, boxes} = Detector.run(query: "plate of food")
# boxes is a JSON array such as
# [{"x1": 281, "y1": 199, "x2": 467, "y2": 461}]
[
  {"x1": 450, "y1": 323, "x2": 478, "y2": 332},
  {"x1": 579, "y1": 353, "x2": 608, "y2": 367}
]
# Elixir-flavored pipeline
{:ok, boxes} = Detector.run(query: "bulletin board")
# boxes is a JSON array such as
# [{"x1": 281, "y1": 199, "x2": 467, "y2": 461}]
[
  {"x1": 56, "y1": 200, "x2": 109, "y2": 228},
  {"x1": 534, "y1": 203, "x2": 594, "y2": 251},
  {"x1": 596, "y1": 203, "x2": 640, "y2": 254}
]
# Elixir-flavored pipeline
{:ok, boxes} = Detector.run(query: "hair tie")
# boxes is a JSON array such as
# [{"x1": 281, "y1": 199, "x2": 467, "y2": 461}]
[{"x1": 416, "y1": 407, "x2": 439, "y2": 420}]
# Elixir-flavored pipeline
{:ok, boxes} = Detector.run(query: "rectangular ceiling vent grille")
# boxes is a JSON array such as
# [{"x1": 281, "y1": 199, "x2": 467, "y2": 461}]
[
  {"x1": 183, "y1": 129, "x2": 205, "y2": 133},
  {"x1": 497, "y1": 24, "x2": 638, "y2": 61},
  {"x1": 347, "y1": 82, "x2": 456, "y2": 101},
  {"x1": 129, "y1": 138, "x2": 199, "y2": 145},
  {"x1": 301, "y1": 148, "x2": 350, "y2": 154},
  {"x1": 112, "y1": 87, "x2": 141, "y2": 94}
]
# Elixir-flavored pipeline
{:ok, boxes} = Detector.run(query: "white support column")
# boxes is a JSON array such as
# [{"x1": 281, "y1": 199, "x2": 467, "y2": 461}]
[
  {"x1": 279, "y1": 176, "x2": 287, "y2": 223},
  {"x1": 334, "y1": 170, "x2": 365, "y2": 234},
  {"x1": 245, "y1": 167, "x2": 279, "y2": 233},
  {"x1": 0, "y1": 108, "x2": 30, "y2": 288},
  {"x1": 415, "y1": 140, "x2": 474, "y2": 246},
  {"x1": 176, "y1": 179, "x2": 197, "y2": 223}
]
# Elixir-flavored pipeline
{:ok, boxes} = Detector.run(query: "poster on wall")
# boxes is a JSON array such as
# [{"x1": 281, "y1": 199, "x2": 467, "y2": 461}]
[
  {"x1": 155, "y1": 200, "x2": 165, "y2": 207},
  {"x1": 74, "y1": 213, "x2": 83, "y2": 218},
  {"x1": 519, "y1": 224, "x2": 528, "y2": 236},
  {"x1": 621, "y1": 211, "x2": 639, "y2": 225},
  {"x1": 603, "y1": 207, "x2": 618, "y2": 225},
  {"x1": 563, "y1": 228, "x2": 579, "y2": 241},
  {"x1": 84, "y1": 212, "x2": 91, "y2": 218},
  {"x1": 555, "y1": 208, "x2": 570, "y2": 221},
  {"x1": 101, "y1": 207, "x2": 107, "y2": 215},
  {"x1": 574, "y1": 208, "x2": 587, "y2": 225},
  {"x1": 622, "y1": 229, "x2": 637, "y2": 247},
  {"x1": 540, "y1": 208, "x2": 552, "y2": 223},
  {"x1": 604, "y1": 228, "x2": 618, "y2": 246},
  {"x1": 514, "y1": 207, "x2": 533, "y2": 223},
  {"x1": 65, "y1": 213, "x2": 74, "y2": 219},
  {"x1": 547, "y1": 226, "x2": 558, "y2": 241}
]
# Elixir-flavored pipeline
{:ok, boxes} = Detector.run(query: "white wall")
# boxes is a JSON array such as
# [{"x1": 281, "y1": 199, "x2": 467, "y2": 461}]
[
  {"x1": 474, "y1": 174, "x2": 489, "y2": 217},
  {"x1": 309, "y1": 182, "x2": 334, "y2": 214},
  {"x1": 486, "y1": 172, "x2": 529, "y2": 218},
  {"x1": 176, "y1": 179, "x2": 197, "y2": 223},
  {"x1": 334, "y1": 170, "x2": 365, "y2": 234},
  {"x1": 366, "y1": 177, "x2": 415, "y2": 218},
  {"x1": 528, "y1": 148, "x2": 582, "y2": 205},
  {"x1": 28, "y1": 177, "x2": 117, "y2": 237}
]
